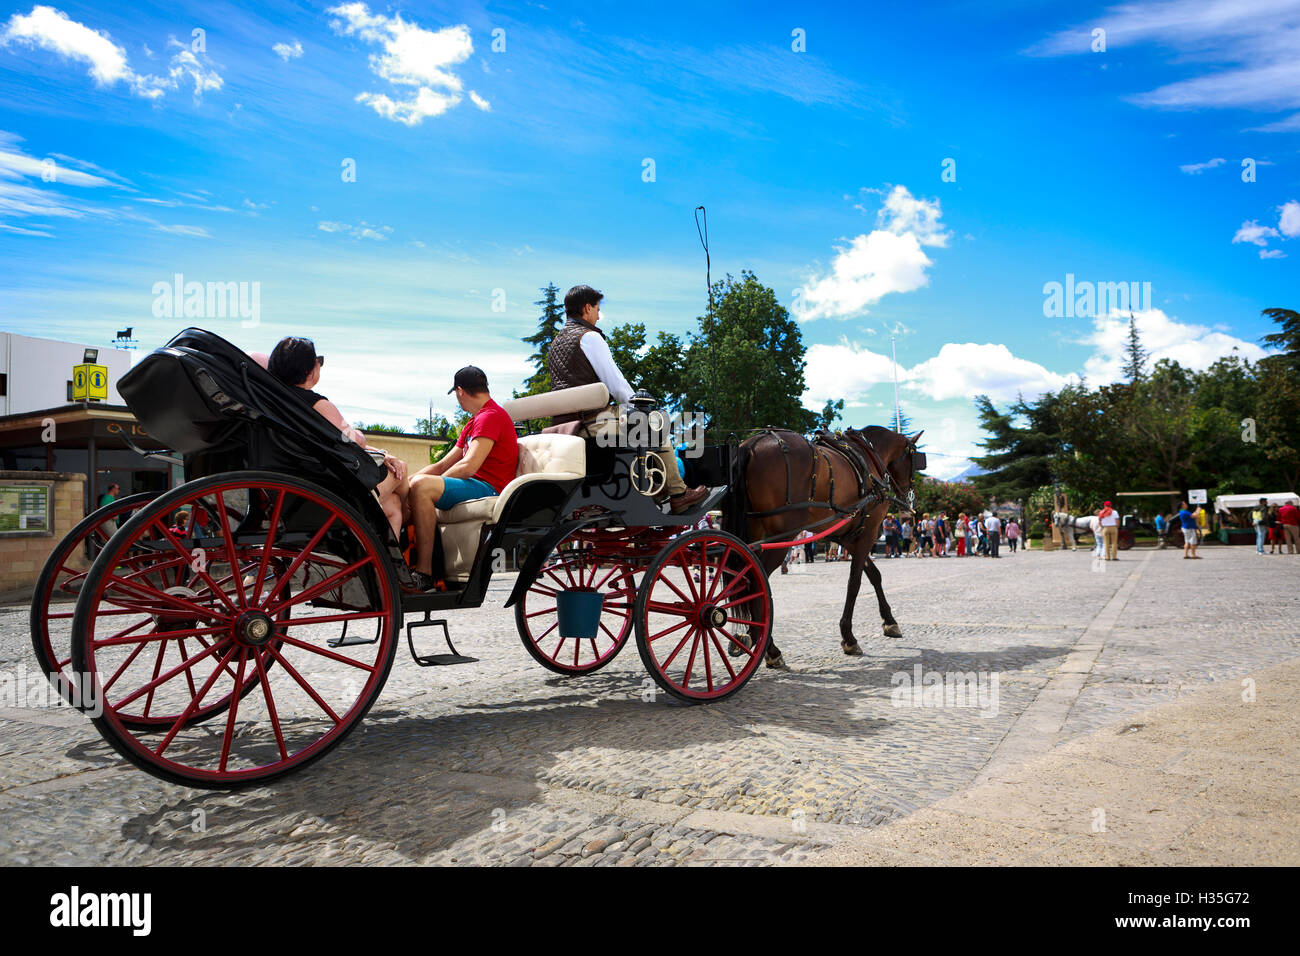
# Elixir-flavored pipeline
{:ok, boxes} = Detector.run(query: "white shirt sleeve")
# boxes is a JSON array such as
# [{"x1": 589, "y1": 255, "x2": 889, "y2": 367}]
[{"x1": 579, "y1": 332, "x2": 635, "y2": 404}]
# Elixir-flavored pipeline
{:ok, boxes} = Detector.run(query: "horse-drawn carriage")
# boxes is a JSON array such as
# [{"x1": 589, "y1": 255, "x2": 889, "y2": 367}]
[{"x1": 31, "y1": 329, "x2": 776, "y2": 789}]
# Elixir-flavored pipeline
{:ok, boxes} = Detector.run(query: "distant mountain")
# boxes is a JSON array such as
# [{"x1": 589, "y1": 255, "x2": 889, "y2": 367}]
[{"x1": 949, "y1": 462, "x2": 989, "y2": 482}]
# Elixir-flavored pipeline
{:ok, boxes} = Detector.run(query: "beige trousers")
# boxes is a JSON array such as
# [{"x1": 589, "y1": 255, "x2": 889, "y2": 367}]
[
  {"x1": 1103, "y1": 525, "x2": 1118, "y2": 559},
  {"x1": 580, "y1": 414, "x2": 687, "y2": 497}
]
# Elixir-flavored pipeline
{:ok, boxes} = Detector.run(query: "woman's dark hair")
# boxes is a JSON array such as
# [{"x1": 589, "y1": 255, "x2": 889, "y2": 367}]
[
  {"x1": 268, "y1": 336, "x2": 317, "y2": 386},
  {"x1": 564, "y1": 284, "x2": 603, "y2": 319}
]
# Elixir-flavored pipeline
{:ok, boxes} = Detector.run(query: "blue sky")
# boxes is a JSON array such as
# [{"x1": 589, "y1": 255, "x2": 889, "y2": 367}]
[{"x1": 1, "y1": 0, "x2": 1297, "y2": 476}]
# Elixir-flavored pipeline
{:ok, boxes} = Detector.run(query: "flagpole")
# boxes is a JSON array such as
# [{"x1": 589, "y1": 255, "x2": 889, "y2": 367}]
[{"x1": 891, "y1": 335, "x2": 901, "y2": 432}]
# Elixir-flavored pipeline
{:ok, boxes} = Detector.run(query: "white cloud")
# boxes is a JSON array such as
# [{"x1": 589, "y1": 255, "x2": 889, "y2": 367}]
[
  {"x1": 1232, "y1": 220, "x2": 1279, "y2": 246},
  {"x1": 1029, "y1": 0, "x2": 1300, "y2": 128},
  {"x1": 272, "y1": 39, "x2": 303, "y2": 61},
  {"x1": 801, "y1": 341, "x2": 898, "y2": 408},
  {"x1": 318, "y1": 219, "x2": 392, "y2": 240},
  {"x1": 1179, "y1": 157, "x2": 1224, "y2": 174},
  {"x1": 905, "y1": 343, "x2": 1078, "y2": 404},
  {"x1": 796, "y1": 185, "x2": 948, "y2": 321},
  {"x1": 154, "y1": 223, "x2": 209, "y2": 237},
  {"x1": 1259, "y1": 249, "x2": 1287, "y2": 259},
  {"x1": 328, "y1": 3, "x2": 482, "y2": 126},
  {"x1": 1079, "y1": 307, "x2": 1268, "y2": 384},
  {"x1": 1, "y1": 6, "x2": 223, "y2": 101},
  {"x1": 469, "y1": 90, "x2": 490, "y2": 111},
  {"x1": 1278, "y1": 200, "x2": 1300, "y2": 238}
]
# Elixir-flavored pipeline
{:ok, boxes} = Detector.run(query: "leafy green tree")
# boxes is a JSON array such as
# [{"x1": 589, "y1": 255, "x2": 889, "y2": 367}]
[
  {"x1": 681, "y1": 271, "x2": 822, "y2": 440},
  {"x1": 913, "y1": 478, "x2": 985, "y2": 518},
  {"x1": 971, "y1": 392, "x2": 1062, "y2": 502},
  {"x1": 356, "y1": 422, "x2": 404, "y2": 434},
  {"x1": 1256, "y1": 361, "x2": 1300, "y2": 491},
  {"x1": 1259, "y1": 307, "x2": 1300, "y2": 374}
]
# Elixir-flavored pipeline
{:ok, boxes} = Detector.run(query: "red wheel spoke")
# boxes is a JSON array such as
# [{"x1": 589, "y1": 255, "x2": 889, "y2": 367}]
[
  {"x1": 530, "y1": 582, "x2": 561, "y2": 598},
  {"x1": 277, "y1": 611, "x2": 387, "y2": 628},
  {"x1": 655, "y1": 571, "x2": 695, "y2": 607},
  {"x1": 718, "y1": 625, "x2": 756, "y2": 657},
  {"x1": 598, "y1": 621, "x2": 618, "y2": 642},
  {"x1": 725, "y1": 616, "x2": 763, "y2": 628},
  {"x1": 151, "y1": 519, "x2": 240, "y2": 616},
  {"x1": 262, "y1": 514, "x2": 337, "y2": 606},
  {"x1": 151, "y1": 646, "x2": 237, "y2": 756},
  {"x1": 142, "y1": 639, "x2": 169, "y2": 718},
  {"x1": 716, "y1": 593, "x2": 760, "y2": 611},
  {"x1": 710, "y1": 565, "x2": 755, "y2": 606},
  {"x1": 680, "y1": 627, "x2": 702, "y2": 688},
  {"x1": 674, "y1": 552, "x2": 702, "y2": 603},
  {"x1": 703, "y1": 544, "x2": 736, "y2": 602},
  {"x1": 264, "y1": 555, "x2": 376, "y2": 616},
  {"x1": 103, "y1": 639, "x2": 150, "y2": 693},
  {"x1": 660, "y1": 625, "x2": 697, "y2": 670},
  {"x1": 218, "y1": 650, "x2": 249, "y2": 772},
  {"x1": 265, "y1": 644, "x2": 343, "y2": 724},
  {"x1": 99, "y1": 572, "x2": 223, "y2": 623},
  {"x1": 251, "y1": 490, "x2": 286, "y2": 604},
  {"x1": 524, "y1": 606, "x2": 557, "y2": 619},
  {"x1": 649, "y1": 618, "x2": 692, "y2": 642},
  {"x1": 177, "y1": 639, "x2": 200, "y2": 702},
  {"x1": 276, "y1": 634, "x2": 378, "y2": 672},
  {"x1": 534, "y1": 621, "x2": 558, "y2": 642},
  {"x1": 94, "y1": 623, "x2": 227, "y2": 648},
  {"x1": 254, "y1": 650, "x2": 288, "y2": 761},
  {"x1": 706, "y1": 631, "x2": 739, "y2": 681},
  {"x1": 110, "y1": 638, "x2": 224, "y2": 710},
  {"x1": 645, "y1": 599, "x2": 692, "y2": 617}
]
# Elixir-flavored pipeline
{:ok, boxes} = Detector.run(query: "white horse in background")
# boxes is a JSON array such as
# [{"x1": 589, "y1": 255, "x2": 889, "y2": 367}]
[{"x1": 1053, "y1": 512, "x2": 1100, "y2": 551}]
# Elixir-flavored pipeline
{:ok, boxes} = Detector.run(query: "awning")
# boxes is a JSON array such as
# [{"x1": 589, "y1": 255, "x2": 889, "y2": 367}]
[{"x1": 1214, "y1": 492, "x2": 1300, "y2": 513}]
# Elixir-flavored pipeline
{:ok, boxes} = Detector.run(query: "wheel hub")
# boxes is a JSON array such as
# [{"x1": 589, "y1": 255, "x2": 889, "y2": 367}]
[
  {"x1": 234, "y1": 609, "x2": 276, "y2": 647},
  {"x1": 153, "y1": 585, "x2": 201, "y2": 626},
  {"x1": 699, "y1": 605, "x2": 727, "y2": 629}
]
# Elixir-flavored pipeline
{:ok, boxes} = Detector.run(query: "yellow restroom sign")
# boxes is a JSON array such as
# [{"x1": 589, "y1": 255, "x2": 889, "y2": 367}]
[{"x1": 73, "y1": 363, "x2": 109, "y2": 401}]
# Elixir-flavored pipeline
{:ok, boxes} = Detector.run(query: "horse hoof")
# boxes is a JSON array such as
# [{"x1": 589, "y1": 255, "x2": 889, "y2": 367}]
[
  {"x1": 842, "y1": 641, "x2": 863, "y2": 656},
  {"x1": 882, "y1": 623, "x2": 903, "y2": 638},
  {"x1": 728, "y1": 636, "x2": 752, "y2": 658},
  {"x1": 765, "y1": 654, "x2": 788, "y2": 670}
]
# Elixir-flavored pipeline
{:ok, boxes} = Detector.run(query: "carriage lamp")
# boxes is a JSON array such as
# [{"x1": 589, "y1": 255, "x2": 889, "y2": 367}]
[{"x1": 625, "y1": 389, "x2": 667, "y2": 451}]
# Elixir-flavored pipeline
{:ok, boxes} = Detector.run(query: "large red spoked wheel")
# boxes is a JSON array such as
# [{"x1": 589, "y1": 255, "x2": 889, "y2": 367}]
[
  {"x1": 634, "y1": 530, "x2": 771, "y2": 704},
  {"x1": 516, "y1": 540, "x2": 637, "y2": 674},
  {"x1": 71, "y1": 471, "x2": 399, "y2": 789}
]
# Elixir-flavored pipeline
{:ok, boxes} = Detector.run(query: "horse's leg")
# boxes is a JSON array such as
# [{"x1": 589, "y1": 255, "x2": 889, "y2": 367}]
[
  {"x1": 839, "y1": 536, "x2": 869, "y2": 655},
  {"x1": 758, "y1": 547, "x2": 788, "y2": 670},
  {"x1": 863, "y1": 553, "x2": 901, "y2": 638}
]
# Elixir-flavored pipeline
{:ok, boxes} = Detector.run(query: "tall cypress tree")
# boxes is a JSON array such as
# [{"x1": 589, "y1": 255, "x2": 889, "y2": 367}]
[
  {"x1": 519, "y1": 283, "x2": 564, "y2": 396},
  {"x1": 1123, "y1": 313, "x2": 1148, "y2": 383}
]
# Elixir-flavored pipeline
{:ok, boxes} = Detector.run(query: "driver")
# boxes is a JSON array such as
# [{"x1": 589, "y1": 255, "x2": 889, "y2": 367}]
[{"x1": 547, "y1": 285, "x2": 706, "y2": 514}]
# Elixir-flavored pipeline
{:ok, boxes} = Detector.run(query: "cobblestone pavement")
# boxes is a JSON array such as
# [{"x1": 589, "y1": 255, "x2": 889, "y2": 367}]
[{"x1": 1, "y1": 545, "x2": 1295, "y2": 865}]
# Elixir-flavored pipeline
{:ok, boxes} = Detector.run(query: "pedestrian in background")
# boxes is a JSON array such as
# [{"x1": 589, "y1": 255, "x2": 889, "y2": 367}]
[
  {"x1": 1155, "y1": 512, "x2": 1168, "y2": 549},
  {"x1": 1006, "y1": 518, "x2": 1020, "y2": 553},
  {"x1": 1253, "y1": 498, "x2": 1269, "y2": 555},
  {"x1": 1267, "y1": 506, "x2": 1282, "y2": 554},
  {"x1": 1098, "y1": 500, "x2": 1120, "y2": 560},
  {"x1": 986, "y1": 511, "x2": 1002, "y2": 558},
  {"x1": 1279, "y1": 499, "x2": 1300, "y2": 554},
  {"x1": 1178, "y1": 500, "x2": 1200, "y2": 559},
  {"x1": 955, "y1": 512, "x2": 967, "y2": 557}
]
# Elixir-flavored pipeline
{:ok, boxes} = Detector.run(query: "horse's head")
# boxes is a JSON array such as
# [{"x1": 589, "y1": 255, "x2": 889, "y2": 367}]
[{"x1": 848, "y1": 425, "x2": 924, "y2": 513}]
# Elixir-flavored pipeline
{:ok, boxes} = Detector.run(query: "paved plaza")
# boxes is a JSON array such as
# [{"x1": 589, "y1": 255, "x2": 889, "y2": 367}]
[{"x1": 1, "y1": 544, "x2": 1296, "y2": 866}]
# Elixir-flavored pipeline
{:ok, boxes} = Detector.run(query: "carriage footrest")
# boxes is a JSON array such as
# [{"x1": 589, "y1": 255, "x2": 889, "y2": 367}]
[
  {"x1": 406, "y1": 614, "x2": 477, "y2": 667},
  {"x1": 327, "y1": 619, "x2": 380, "y2": 648}
]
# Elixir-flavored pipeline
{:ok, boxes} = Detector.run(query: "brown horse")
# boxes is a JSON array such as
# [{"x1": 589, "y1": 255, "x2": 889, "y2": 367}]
[{"x1": 734, "y1": 425, "x2": 922, "y2": 669}]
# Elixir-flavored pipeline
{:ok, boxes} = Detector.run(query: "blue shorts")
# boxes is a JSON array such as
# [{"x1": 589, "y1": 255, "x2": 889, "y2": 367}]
[{"x1": 436, "y1": 476, "x2": 498, "y2": 509}]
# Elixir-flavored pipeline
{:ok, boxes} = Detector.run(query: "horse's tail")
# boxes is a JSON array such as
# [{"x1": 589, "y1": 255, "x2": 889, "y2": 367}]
[{"x1": 726, "y1": 435, "x2": 758, "y2": 540}]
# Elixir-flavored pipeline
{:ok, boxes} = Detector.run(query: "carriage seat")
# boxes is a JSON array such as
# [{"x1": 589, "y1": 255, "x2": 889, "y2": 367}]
[
  {"x1": 436, "y1": 433, "x2": 586, "y2": 580},
  {"x1": 499, "y1": 382, "x2": 610, "y2": 423}
]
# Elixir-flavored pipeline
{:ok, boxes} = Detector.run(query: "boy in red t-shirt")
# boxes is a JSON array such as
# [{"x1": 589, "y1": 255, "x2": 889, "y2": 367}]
[{"x1": 406, "y1": 367, "x2": 519, "y2": 591}]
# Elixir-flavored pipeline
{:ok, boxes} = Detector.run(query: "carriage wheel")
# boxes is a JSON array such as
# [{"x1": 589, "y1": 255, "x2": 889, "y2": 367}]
[
  {"x1": 71, "y1": 471, "x2": 399, "y2": 789},
  {"x1": 633, "y1": 530, "x2": 771, "y2": 704},
  {"x1": 1118, "y1": 529, "x2": 1135, "y2": 551},
  {"x1": 516, "y1": 542, "x2": 637, "y2": 674}
]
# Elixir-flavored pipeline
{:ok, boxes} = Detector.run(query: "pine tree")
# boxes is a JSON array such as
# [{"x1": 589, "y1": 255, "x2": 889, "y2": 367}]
[
  {"x1": 1123, "y1": 313, "x2": 1148, "y2": 383},
  {"x1": 519, "y1": 283, "x2": 564, "y2": 396}
]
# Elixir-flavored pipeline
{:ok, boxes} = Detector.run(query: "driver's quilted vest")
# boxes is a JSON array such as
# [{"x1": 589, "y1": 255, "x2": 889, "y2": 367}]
[{"x1": 547, "y1": 319, "x2": 603, "y2": 424}]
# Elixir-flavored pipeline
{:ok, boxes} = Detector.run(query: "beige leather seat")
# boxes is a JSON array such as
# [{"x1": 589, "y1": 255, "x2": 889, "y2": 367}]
[{"x1": 436, "y1": 433, "x2": 586, "y2": 581}]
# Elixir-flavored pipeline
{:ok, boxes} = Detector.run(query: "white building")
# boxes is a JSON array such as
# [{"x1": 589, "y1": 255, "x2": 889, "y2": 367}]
[{"x1": 0, "y1": 332, "x2": 134, "y2": 416}]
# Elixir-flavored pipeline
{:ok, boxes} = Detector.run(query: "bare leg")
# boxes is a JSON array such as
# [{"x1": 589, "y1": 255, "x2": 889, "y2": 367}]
[{"x1": 409, "y1": 473, "x2": 446, "y2": 575}]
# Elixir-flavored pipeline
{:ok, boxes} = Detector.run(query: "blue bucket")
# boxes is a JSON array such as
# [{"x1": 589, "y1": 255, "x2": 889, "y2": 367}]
[{"x1": 556, "y1": 588, "x2": 604, "y2": 640}]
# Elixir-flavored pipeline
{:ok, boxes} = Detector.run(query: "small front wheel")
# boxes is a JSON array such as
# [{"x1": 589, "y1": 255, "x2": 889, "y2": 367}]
[{"x1": 633, "y1": 530, "x2": 771, "y2": 704}]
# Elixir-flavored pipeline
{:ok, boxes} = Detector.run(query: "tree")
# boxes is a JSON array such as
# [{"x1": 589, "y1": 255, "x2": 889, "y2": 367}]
[
  {"x1": 1123, "y1": 313, "x2": 1148, "y2": 383},
  {"x1": 971, "y1": 392, "x2": 1062, "y2": 502},
  {"x1": 519, "y1": 282, "x2": 565, "y2": 397},
  {"x1": 356, "y1": 422, "x2": 404, "y2": 434},
  {"x1": 1259, "y1": 307, "x2": 1300, "y2": 374},
  {"x1": 913, "y1": 478, "x2": 985, "y2": 518},
  {"x1": 681, "y1": 271, "x2": 822, "y2": 440}
]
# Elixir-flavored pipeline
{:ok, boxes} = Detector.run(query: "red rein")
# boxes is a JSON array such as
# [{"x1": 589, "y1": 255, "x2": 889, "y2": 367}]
[{"x1": 756, "y1": 514, "x2": 856, "y2": 551}]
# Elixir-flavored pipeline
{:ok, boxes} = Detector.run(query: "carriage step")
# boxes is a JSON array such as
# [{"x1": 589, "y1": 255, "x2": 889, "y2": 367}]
[
  {"x1": 327, "y1": 618, "x2": 379, "y2": 648},
  {"x1": 406, "y1": 614, "x2": 478, "y2": 667}
]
